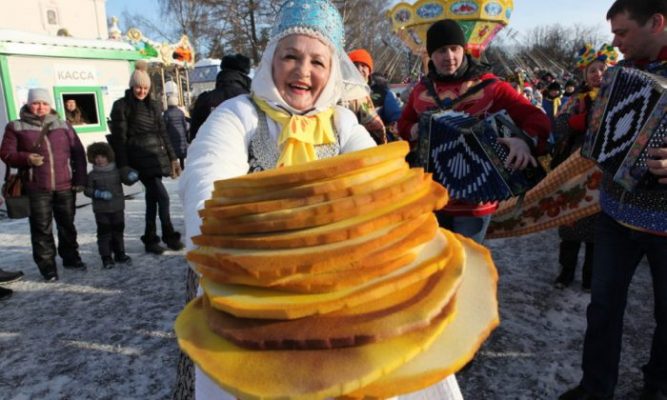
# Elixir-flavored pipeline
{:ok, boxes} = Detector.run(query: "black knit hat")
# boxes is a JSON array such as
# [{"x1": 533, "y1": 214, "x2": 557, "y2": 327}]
[
  {"x1": 547, "y1": 81, "x2": 563, "y2": 92},
  {"x1": 220, "y1": 53, "x2": 251, "y2": 75},
  {"x1": 426, "y1": 19, "x2": 466, "y2": 56},
  {"x1": 86, "y1": 142, "x2": 115, "y2": 164}
]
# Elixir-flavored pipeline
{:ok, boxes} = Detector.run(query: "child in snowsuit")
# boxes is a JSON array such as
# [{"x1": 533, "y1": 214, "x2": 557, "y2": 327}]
[{"x1": 84, "y1": 142, "x2": 137, "y2": 268}]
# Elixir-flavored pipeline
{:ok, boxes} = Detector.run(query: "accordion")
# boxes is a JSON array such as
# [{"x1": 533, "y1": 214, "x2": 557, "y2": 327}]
[
  {"x1": 582, "y1": 66, "x2": 667, "y2": 191},
  {"x1": 414, "y1": 110, "x2": 546, "y2": 202}
]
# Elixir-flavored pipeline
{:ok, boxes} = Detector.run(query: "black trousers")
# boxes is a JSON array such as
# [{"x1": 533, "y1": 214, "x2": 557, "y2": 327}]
[
  {"x1": 139, "y1": 176, "x2": 173, "y2": 241},
  {"x1": 95, "y1": 210, "x2": 125, "y2": 258},
  {"x1": 28, "y1": 190, "x2": 80, "y2": 277}
]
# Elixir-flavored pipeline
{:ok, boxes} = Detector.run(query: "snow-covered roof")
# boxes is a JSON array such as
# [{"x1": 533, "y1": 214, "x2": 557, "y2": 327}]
[
  {"x1": 194, "y1": 58, "x2": 221, "y2": 67},
  {"x1": 0, "y1": 29, "x2": 136, "y2": 51}
]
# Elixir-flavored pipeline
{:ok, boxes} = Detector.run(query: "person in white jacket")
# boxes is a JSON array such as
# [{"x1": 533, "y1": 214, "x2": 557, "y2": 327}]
[{"x1": 177, "y1": 0, "x2": 463, "y2": 399}]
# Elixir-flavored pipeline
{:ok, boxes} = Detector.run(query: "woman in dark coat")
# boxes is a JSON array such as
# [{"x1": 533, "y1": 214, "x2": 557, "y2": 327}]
[{"x1": 109, "y1": 62, "x2": 184, "y2": 254}]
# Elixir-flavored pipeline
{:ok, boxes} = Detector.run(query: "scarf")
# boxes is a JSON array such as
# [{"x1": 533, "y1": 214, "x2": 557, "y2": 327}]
[{"x1": 253, "y1": 96, "x2": 335, "y2": 167}]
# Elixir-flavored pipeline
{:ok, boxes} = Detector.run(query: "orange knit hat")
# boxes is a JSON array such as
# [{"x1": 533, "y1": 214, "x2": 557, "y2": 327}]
[{"x1": 348, "y1": 49, "x2": 373, "y2": 72}]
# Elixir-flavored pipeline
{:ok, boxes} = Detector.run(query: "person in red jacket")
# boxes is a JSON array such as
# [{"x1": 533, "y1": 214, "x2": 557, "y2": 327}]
[{"x1": 398, "y1": 19, "x2": 551, "y2": 242}]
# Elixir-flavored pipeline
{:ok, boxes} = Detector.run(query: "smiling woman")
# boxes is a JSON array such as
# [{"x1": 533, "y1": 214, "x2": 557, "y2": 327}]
[
  {"x1": 177, "y1": 0, "x2": 381, "y2": 398},
  {"x1": 271, "y1": 35, "x2": 332, "y2": 112}
]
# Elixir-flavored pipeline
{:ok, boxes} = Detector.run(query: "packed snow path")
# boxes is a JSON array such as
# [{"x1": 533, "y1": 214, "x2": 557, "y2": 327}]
[{"x1": 0, "y1": 179, "x2": 652, "y2": 399}]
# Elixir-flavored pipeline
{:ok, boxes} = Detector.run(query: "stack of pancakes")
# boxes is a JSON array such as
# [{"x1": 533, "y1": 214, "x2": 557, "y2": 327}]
[{"x1": 175, "y1": 141, "x2": 499, "y2": 399}]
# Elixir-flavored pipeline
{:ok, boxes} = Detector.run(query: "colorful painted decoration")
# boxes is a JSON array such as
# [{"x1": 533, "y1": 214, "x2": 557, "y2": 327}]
[{"x1": 387, "y1": 0, "x2": 513, "y2": 59}]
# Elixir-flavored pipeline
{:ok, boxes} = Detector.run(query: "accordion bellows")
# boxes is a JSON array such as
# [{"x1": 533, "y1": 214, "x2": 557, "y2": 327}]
[
  {"x1": 175, "y1": 142, "x2": 500, "y2": 399},
  {"x1": 583, "y1": 66, "x2": 667, "y2": 191},
  {"x1": 415, "y1": 110, "x2": 546, "y2": 202}
]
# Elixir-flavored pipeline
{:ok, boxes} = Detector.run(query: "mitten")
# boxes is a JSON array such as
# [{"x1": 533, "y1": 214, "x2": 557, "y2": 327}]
[
  {"x1": 94, "y1": 190, "x2": 112, "y2": 200},
  {"x1": 126, "y1": 170, "x2": 139, "y2": 183},
  {"x1": 120, "y1": 167, "x2": 140, "y2": 185}
]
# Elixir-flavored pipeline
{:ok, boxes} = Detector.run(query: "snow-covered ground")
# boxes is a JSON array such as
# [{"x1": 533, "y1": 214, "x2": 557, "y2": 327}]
[{"x1": 0, "y1": 179, "x2": 653, "y2": 399}]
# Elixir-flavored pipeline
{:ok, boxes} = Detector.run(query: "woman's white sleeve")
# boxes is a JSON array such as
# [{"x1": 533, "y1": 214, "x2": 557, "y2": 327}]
[
  {"x1": 178, "y1": 101, "x2": 254, "y2": 249},
  {"x1": 334, "y1": 105, "x2": 377, "y2": 153}
]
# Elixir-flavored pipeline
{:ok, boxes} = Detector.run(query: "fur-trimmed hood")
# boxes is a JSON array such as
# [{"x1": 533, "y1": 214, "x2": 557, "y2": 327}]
[{"x1": 86, "y1": 142, "x2": 115, "y2": 164}]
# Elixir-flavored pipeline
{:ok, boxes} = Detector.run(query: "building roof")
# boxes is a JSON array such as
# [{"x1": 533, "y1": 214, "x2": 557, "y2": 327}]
[{"x1": 0, "y1": 29, "x2": 142, "y2": 60}]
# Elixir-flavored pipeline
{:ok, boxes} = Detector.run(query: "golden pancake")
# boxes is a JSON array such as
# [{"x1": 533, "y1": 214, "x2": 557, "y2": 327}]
[
  {"x1": 207, "y1": 168, "x2": 425, "y2": 225},
  {"x1": 339, "y1": 235, "x2": 500, "y2": 399},
  {"x1": 214, "y1": 141, "x2": 409, "y2": 190},
  {"x1": 203, "y1": 241, "x2": 463, "y2": 349},
  {"x1": 191, "y1": 213, "x2": 437, "y2": 282},
  {"x1": 201, "y1": 229, "x2": 456, "y2": 319},
  {"x1": 202, "y1": 168, "x2": 422, "y2": 219},
  {"x1": 201, "y1": 181, "x2": 445, "y2": 236},
  {"x1": 174, "y1": 288, "x2": 452, "y2": 400},
  {"x1": 212, "y1": 157, "x2": 408, "y2": 200}
]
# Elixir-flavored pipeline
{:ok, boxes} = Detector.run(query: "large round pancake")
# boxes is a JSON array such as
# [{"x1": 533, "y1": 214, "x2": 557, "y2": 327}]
[
  {"x1": 190, "y1": 213, "x2": 438, "y2": 282},
  {"x1": 212, "y1": 141, "x2": 409, "y2": 190},
  {"x1": 174, "y1": 290, "x2": 452, "y2": 400},
  {"x1": 212, "y1": 157, "x2": 408, "y2": 200},
  {"x1": 339, "y1": 234, "x2": 500, "y2": 399},
  {"x1": 203, "y1": 240, "x2": 464, "y2": 350},
  {"x1": 201, "y1": 171, "x2": 432, "y2": 235},
  {"x1": 207, "y1": 167, "x2": 425, "y2": 225},
  {"x1": 193, "y1": 247, "x2": 417, "y2": 293},
  {"x1": 201, "y1": 229, "x2": 456, "y2": 319},
  {"x1": 202, "y1": 168, "x2": 422, "y2": 219},
  {"x1": 195, "y1": 180, "x2": 448, "y2": 248}
]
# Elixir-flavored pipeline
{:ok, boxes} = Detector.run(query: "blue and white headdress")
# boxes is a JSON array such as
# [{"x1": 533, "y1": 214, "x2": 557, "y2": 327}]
[
  {"x1": 271, "y1": 0, "x2": 345, "y2": 52},
  {"x1": 251, "y1": 0, "x2": 368, "y2": 115}
]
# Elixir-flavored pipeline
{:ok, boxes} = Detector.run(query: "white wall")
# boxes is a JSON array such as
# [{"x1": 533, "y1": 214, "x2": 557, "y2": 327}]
[{"x1": 0, "y1": 0, "x2": 108, "y2": 39}]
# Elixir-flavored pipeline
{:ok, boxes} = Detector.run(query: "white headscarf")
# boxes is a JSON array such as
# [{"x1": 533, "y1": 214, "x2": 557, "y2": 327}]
[{"x1": 251, "y1": 29, "x2": 369, "y2": 116}]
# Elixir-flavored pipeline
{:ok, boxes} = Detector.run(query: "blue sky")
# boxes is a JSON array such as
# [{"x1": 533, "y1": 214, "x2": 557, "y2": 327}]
[{"x1": 105, "y1": 0, "x2": 617, "y2": 43}]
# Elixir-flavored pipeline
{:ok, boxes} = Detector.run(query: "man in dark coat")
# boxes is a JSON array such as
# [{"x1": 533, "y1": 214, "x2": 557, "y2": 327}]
[
  {"x1": 189, "y1": 53, "x2": 252, "y2": 141},
  {"x1": 164, "y1": 96, "x2": 188, "y2": 170}
]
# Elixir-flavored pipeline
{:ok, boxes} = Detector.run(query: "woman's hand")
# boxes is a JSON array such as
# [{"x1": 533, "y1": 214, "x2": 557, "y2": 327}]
[
  {"x1": 28, "y1": 153, "x2": 44, "y2": 166},
  {"x1": 497, "y1": 137, "x2": 537, "y2": 171},
  {"x1": 647, "y1": 137, "x2": 667, "y2": 184},
  {"x1": 171, "y1": 160, "x2": 182, "y2": 179}
]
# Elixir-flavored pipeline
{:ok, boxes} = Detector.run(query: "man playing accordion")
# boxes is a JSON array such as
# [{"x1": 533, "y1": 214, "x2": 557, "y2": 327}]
[
  {"x1": 397, "y1": 19, "x2": 550, "y2": 243},
  {"x1": 560, "y1": 1, "x2": 667, "y2": 400}
]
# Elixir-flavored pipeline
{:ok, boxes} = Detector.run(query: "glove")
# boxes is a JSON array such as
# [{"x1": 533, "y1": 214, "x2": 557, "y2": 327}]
[
  {"x1": 120, "y1": 167, "x2": 139, "y2": 186},
  {"x1": 94, "y1": 190, "x2": 112, "y2": 200},
  {"x1": 126, "y1": 170, "x2": 139, "y2": 183}
]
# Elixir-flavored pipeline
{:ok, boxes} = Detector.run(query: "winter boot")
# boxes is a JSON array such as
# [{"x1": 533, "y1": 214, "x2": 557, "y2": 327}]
[
  {"x1": 63, "y1": 257, "x2": 87, "y2": 270},
  {"x1": 162, "y1": 223, "x2": 185, "y2": 251},
  {"x1": 114, "y1": 253, "x2": 132, "y2": 265},
  {"x1": 554, "y1": 264, "x2": 576, "y2": 289},
  {"x1": 142, "y1": 225, "x2": 166, "y2": 255},
  {"x1": 0, "y1": 269, "x2": 24, "y2": 284},
  {"x1": 0, "y1": 286, "x2": 12, "y2": 301},
  {"x1": 102, "y1": 256, "x2": 115, "y2": 269},
  {"x1": 555, "y1": 240, "x2": 579, "y2": 289}
]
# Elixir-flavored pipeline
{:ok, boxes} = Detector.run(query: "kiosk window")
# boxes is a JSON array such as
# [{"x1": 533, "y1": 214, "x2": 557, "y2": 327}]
[
  {"x1": 47, "y1": 10, "x2": 58, "y2": 25},
  {"x1": 61, "y1": 93, "x2": 99, "y2": 126}
]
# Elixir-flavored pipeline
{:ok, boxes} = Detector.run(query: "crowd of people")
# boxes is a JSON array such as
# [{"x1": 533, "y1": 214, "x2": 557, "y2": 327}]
[{"x1": 1, "y1": 0, "x2": 667, "y2": 399}]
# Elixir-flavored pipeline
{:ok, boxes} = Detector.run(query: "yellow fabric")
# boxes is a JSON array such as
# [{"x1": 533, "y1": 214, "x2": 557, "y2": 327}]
[
  {"x1": 553, "y1": 97, "x2": 562, "y2": 116},
  {"x1": 253, "y1": 97, "x2": 336, "y2": 168},
  {"x1": 589, "y1": 87, "x2": 600, "y2": 102}
]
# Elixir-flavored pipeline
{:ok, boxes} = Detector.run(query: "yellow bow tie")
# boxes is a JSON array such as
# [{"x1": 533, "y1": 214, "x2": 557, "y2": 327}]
[{"x1": 253, "y1": 97, "x2": 335, "y2": 167}]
